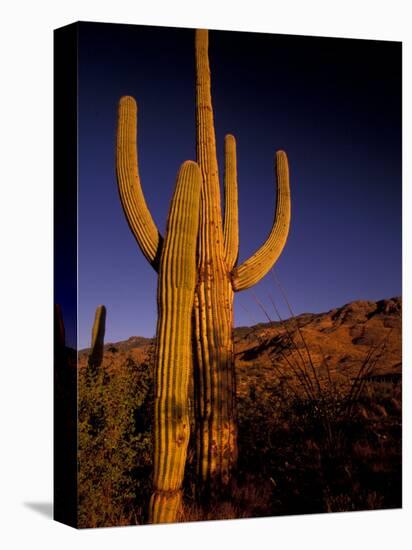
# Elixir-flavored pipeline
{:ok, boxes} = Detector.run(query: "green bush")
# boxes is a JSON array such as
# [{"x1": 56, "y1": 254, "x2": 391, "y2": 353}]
[{"x1": 78, "y1": 353, "x2": 153, "y2": 527}]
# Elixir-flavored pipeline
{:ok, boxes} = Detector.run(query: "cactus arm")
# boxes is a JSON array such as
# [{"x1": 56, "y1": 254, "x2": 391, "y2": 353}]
[
  {"x1": 223, "y1": 134, "x2": 239, "y2": 270},
  {"x1": 88, "y1": 305, "x2": 106, "y2": 369},
  {"x1": 116, "y1": 95, "x2": 163, "y2": 271},
  {"x1": 149, "y1": 161, "x2": 201, "y2": 524},
  {"x1": 232, "y1": 150, "x2": 291, "y2": 292}
]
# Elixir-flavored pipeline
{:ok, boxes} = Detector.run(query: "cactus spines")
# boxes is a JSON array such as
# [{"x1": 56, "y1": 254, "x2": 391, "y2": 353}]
[
  {"x1": 149, "y1": 161, "x2": 202, "y2": 524},
  {"x1": 88, "y1": 305, "x2": 106, "y2": 369}
]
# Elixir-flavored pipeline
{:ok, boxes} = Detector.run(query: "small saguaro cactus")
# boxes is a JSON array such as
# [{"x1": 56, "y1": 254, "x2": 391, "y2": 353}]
[
  {"x1": 148, "y1": 161, "x2": 202, "y2": 524},
  {"x1": 116, "y1": 29, "x2": 291, "y2": 499},
  {"x1": 88, "y1": 305, "x2": 106, "y2": 370},
  {"x1": 54, "y1": 303, "x2": 66, "y2": 354}
]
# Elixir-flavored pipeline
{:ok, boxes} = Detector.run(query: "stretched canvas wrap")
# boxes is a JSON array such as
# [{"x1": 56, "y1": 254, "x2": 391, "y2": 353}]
[{"x1": 54, "y1": 21, "x2": 402, "y2": 528}]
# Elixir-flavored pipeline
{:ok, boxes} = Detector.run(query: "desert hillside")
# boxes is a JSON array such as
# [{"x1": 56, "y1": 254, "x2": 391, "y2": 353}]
[
  {"x1": 79, "y1": 296, "x2": 401, "y2": 390},
  {"x1": 234, "y1": 296, "x2": 401, "y2": 396}
]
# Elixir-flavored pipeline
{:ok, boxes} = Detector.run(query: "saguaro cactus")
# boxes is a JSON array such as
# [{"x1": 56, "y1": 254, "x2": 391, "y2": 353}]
[
  {"x1": 54, "y1": 303, "x2": 66, "y2": 354},
  {"x1": 194, "y1": 30, "x2": 290, "y2": 494},
  {"x1": 116, "y1": 29, "x2": 291, "y2": 498},
  {"x1": 148, "y1": 161, "x2": 201, "y2": 523},
  {"x1": 88, "y1": 305, "x2": 106, "y2": 370}
]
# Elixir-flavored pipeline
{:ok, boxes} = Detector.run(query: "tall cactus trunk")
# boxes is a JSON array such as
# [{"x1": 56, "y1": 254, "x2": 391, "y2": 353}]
[
  {"x1": 149, "y1": 161, "x2": 202, "y2": 524},
  {"x1": 193, "y1": 30, "x2": 238, "y2": 495},
  {"x1": 193, "y1": 286, "x2": 237, "y2": 494}
]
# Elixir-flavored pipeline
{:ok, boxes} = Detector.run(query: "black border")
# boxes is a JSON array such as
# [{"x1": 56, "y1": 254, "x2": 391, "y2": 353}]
[{"x1": 53, "y1": 22, "x2": 79, "y2": 529}]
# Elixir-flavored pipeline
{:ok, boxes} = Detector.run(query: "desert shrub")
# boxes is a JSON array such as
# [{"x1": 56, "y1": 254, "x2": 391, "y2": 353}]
[
  {"x1": 236, "y1": 289, "x2": 401, "y2": 517},
  {"x1": 78, "y1": 354, "x2": 153, "y2": 528},
  {"x1": 236, "y1": 370, "x2": 401, "y2": 517}
]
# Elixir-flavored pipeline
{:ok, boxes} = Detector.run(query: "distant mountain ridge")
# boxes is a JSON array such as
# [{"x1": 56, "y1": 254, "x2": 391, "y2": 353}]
[
  {"x1": 79, "y1": 297, "x2": 401, "y2": 391},
  {"x1": 80, "y1": 334, "x2": 152, "y2": 355}
]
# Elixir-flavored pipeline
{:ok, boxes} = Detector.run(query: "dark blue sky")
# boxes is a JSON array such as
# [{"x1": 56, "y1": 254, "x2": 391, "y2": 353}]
[{"x1": 76, "y1": 22, "x2": 401, "y2": 350}]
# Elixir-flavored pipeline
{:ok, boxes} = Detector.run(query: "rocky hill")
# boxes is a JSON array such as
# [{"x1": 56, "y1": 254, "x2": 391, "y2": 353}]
[
  {"x1": 234, "y1": 296, "x2": 401, "y2": 396},
  {"x1": 79, "y1": 296, "x2": 401, "y2": 395}
]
